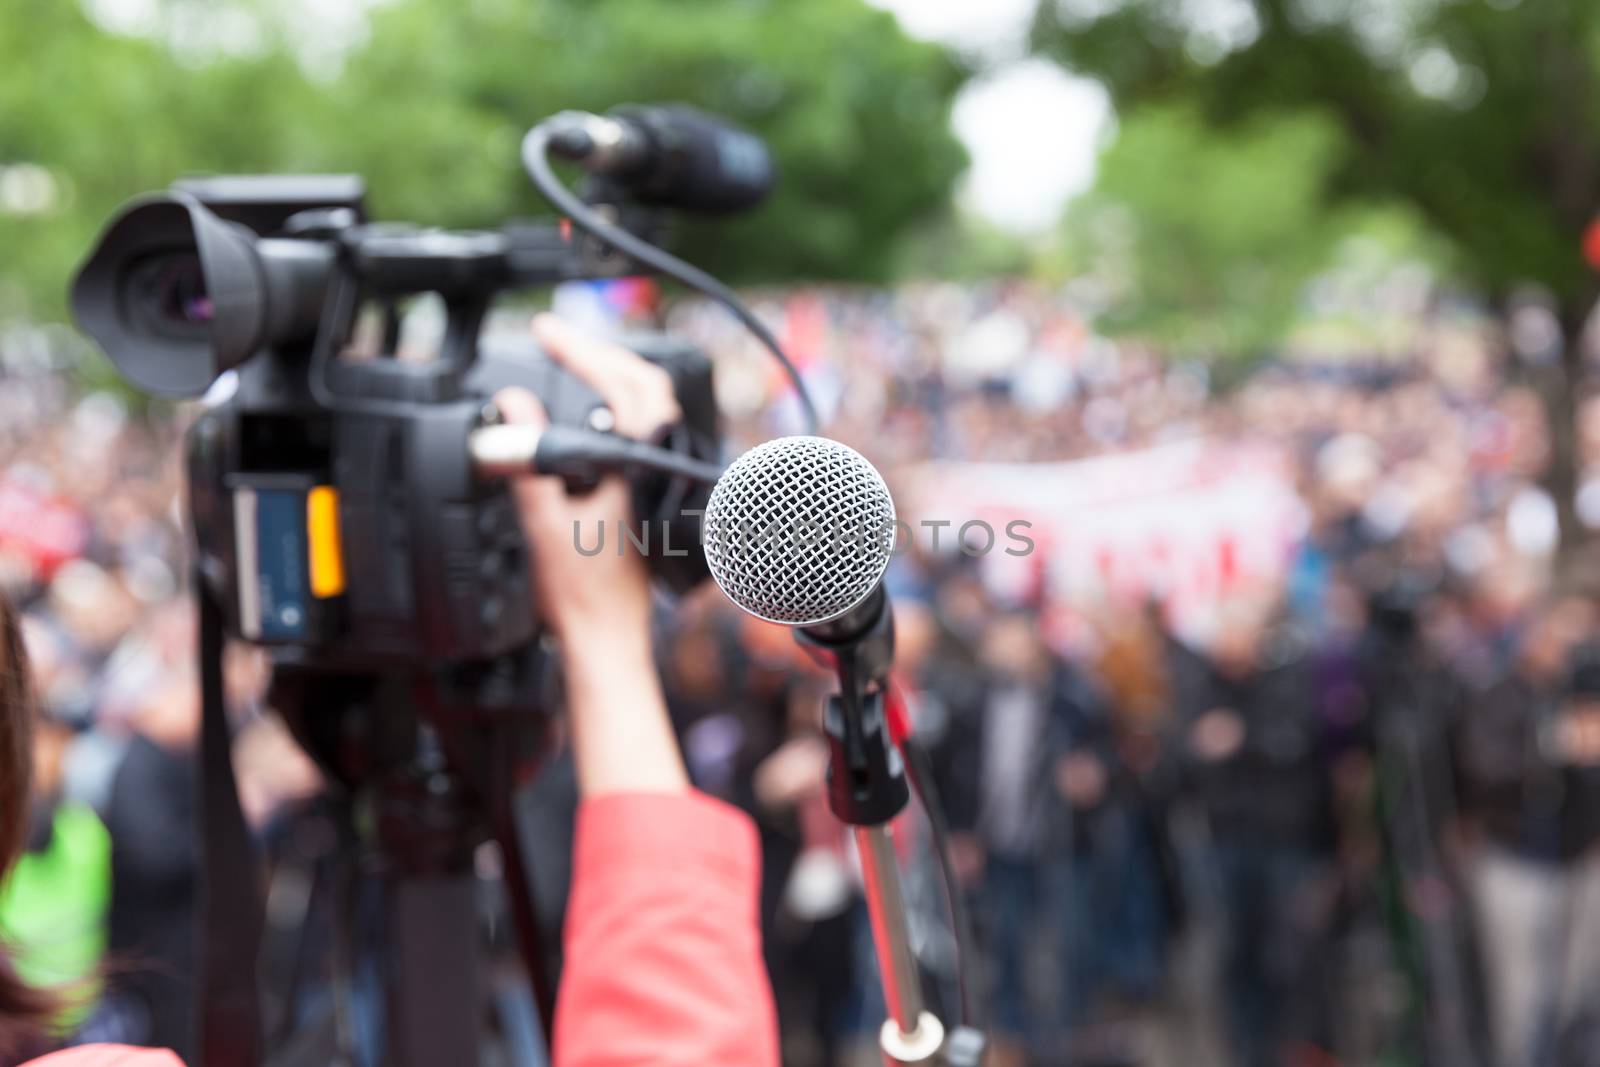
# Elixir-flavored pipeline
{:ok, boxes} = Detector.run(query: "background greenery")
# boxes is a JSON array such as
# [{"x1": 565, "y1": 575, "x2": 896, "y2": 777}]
[
  {"x1": 6, "y1": 0, "x2": 1600, "y2": 552},
  {"x1": 1034, "y1": 0, "x2": 1600, "y2": 556},
  {"x1": 0, "y1": 0, "x2": 971, "y2": 322}
]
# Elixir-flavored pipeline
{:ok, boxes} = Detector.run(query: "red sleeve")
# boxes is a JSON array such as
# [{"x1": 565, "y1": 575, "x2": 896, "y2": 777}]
[
  {"x1": 24, "y1": 1046, "x2": 183, "y2": 1066},
  {"x1": 553, "y1": 791, "x2": 780, "y2": 1067}
]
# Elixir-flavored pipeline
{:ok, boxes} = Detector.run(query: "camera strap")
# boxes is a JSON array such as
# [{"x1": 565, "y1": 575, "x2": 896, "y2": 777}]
[{"x1": 196, "y1": 579, "x2": 265, "y2": 1066}]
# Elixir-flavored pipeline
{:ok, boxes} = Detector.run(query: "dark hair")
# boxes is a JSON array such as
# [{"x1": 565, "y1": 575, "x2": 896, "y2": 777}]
[{"x1": 0, "y1": 595, "x2": 59, "y2": 1057}]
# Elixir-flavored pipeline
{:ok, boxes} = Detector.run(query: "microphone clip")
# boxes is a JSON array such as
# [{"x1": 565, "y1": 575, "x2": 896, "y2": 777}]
[
  {"x1": 822, "y1": 688, "x2": 908, "y2": 828},
  {"x1": 799, "y1": 587, "x2": 907, "y2": 827}
]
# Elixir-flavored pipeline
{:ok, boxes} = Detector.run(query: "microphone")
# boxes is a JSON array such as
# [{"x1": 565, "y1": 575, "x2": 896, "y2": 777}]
[
  {"x1": 702, "y1": 433, "x2": 900, "y2": 738},
  {"x1": 702, "y1": 437, "x2": 951, "y2": 1063},
  {"x1": 702, "y1": 434, "x2": 894, "y2": 630},
  {"x1": 545, "y1": 105, "x2": 775, "y2": 215}
]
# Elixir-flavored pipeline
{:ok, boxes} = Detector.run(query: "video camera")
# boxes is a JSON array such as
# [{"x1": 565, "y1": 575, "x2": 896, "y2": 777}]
[{"x1": 71, "y1": 159, "x2": 725, "y2": 682}]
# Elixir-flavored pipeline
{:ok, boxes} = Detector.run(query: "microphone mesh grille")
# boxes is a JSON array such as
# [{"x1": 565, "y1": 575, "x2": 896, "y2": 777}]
[{"x1": 702, "y1": 435, "x2": 896, "y2": 626}]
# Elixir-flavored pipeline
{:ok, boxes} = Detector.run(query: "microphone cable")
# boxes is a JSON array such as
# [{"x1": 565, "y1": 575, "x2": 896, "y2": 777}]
[
  {"x1": 522, "y1": 120, "x2": 821, "y2": 436},
  {"x1": 469, "y1": 422, "x2": 725, "y2": 485},
  {"x1": 536, "y1": 424, "x2": 725, "y2": 484}
]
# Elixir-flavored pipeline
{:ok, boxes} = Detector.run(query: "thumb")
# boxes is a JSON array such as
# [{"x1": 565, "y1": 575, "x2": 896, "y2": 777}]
[
  {"x1": 492, "y1": 386, "x2": 562, "y2": 512},
  {"x1": 494, "y1": 386, "x2": 550, "y2": 430}
]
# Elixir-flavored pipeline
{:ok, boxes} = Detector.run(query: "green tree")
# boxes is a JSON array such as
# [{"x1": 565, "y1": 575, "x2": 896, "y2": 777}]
[
  {"x1": 0, "y1": 0, "x2": 969, "y2": 326},
  {"x1": 1034, "y1": 0, "x2": 1600, "y2": 554},
  {"x1": 328, "y1": 0, "x2": 969, "y2": 284},
  {"x1": 0, "y1": 0, "x2": 328, "y2": 322},
  {"x1": 1063, "y1": 103, "x2": 1349, "y2": 360}
]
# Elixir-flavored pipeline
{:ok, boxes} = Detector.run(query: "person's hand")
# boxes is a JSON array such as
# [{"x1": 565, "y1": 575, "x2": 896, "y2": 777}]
[
  {"x1": 752, "y1": 736, "x2": 829, "y2": 812},
  {"x1": 495, "y1": 314, "x2": 682, "y2": 649},
  {"x1": 948, "y1": 832, "x2": 986, "y2": 888},
  {"x1": 1189, "y1": 707, "x2": 1245, "y2": 762},
  {"x1": 496, "y1": 315, "x2": 687, "y2": 797},
  {"x1": 1054, "y1": 751, "x2": 1107, "y2": 808},
  {"x1": 1555, "y1": 707, "x2": 1600, "y2": 766}
]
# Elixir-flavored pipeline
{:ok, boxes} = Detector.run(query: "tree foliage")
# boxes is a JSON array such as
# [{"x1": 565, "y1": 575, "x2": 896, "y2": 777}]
[
  {"x1": 1063, "y1": 104, "x2": 1350, "y2": 358},
  {"x1": 330, "y1": 0, "x2": 970, "y2": 284},
  {"x1": 1034, "y1": 0, "x2": 1600, "y2": 310},
  {"x1": 0, "y1": 0, "x2": 970, "y2": 322},
  {"x1": 1035, "y1": 0, "x2": 1600, "y2": 552}
]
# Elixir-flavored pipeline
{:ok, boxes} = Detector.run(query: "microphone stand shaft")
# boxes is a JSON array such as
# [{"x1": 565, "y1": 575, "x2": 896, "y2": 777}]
[
  {"x1": 815, "y1": 682, "x2": 943, "y2": 1064},
  {"x1": 856, "y1": 825, "x2": 924, "y2": 1035}
]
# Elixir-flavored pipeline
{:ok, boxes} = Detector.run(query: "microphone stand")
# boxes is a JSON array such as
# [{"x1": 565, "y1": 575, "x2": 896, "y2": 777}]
[{"x1": 800, "y1": 588, "x2": 982, "y2": 1067}]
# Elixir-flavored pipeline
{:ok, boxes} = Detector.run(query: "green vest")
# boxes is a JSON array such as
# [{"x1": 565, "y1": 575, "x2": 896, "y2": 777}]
[{"x1": 0, "y1": 801, "x2": 111, "y2": 1021}]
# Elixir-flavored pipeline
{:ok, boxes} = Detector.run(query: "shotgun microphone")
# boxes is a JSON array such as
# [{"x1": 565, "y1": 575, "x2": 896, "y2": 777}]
[{"x1": 545, "y1": 105, "x2": 775, "y2": 214}]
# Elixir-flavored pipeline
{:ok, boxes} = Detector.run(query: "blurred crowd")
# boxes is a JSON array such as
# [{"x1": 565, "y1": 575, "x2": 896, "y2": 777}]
[
  {"x1": 669, "y1": 281, "x2": 1600, "y2": 1067},
  {"x1": 4, "y1": 278, "x2": 1600, "y2": 1066},
  {"x1": 0, "y1": 331, "x2": 316, "y2": 1063}
]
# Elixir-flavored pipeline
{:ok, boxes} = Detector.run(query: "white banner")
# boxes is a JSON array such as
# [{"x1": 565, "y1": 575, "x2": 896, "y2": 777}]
[{"x1": 903, "y1": 440, "x2": 1306, "y2": 641}]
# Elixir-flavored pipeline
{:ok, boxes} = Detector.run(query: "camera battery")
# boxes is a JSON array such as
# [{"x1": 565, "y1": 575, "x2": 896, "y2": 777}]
[{"x1": 230, "y1": 474, "x2": 344, "y2": 643}]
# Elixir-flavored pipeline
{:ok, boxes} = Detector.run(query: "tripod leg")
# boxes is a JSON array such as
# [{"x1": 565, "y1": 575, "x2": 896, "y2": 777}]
[
  {"x1": 269, "y1": 856, "x2": 327, "y2": 1046},
  {"x1": 386, "y1": 874, "x2": 483, "y2": 1067},
  {"x1": 492, "y1": 787, "x2": 559, "y2": 1044}
]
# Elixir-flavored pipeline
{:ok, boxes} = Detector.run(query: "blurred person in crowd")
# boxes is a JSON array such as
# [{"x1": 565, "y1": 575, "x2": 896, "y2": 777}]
[
  {"x1": 1285, "y1": 434, "x2": 1382, "y2": 634},
  {"x1": 1345, "y1": 564, "x2": 1487, "y2": 1065},
  {"x1": 0, "y1": 591, "x2": 178, "y2": 1066},
  {"x1": 1176, "y1": 596, "x2": 1337, "y2": 1067},
  {"x1": 746, "y1": 679, "x2": 854, "y2": 1067},
  {"x1": 1454, "y1": 594, "x2": 1600, "y2": 1067},
  {"x1": 36, "y1": 564, "x2": 138, "y2": 674},
  {"x1": 937, "y1": 608, "x2": 1109, "y2": 1062},
  {"x1": 0, "y1": 684, "x2": 109, "y2": 1031},
  {"x1": 1084, "y1": 605, "x2": 1180, "y2": 1013},
  {"x1": 97, "y1": 664, "x2": 199, "y2": 1062}
]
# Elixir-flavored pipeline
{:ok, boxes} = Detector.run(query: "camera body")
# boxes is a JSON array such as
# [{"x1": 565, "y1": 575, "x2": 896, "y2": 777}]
[
  {"x1": 189, "y1": 332, "x2": 716, "y2": 668},
  {"x1": 74, "y1": 174, "x2": 719, "y2": 693}
]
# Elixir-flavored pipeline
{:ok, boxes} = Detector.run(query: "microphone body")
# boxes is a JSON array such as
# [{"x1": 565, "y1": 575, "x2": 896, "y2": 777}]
[
  {"x1": 548, "y1": 106, "x2": 775, "y2": 214},
  {"x1": 798, "y1": 583, "x2": 895, "y2": 688}
]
